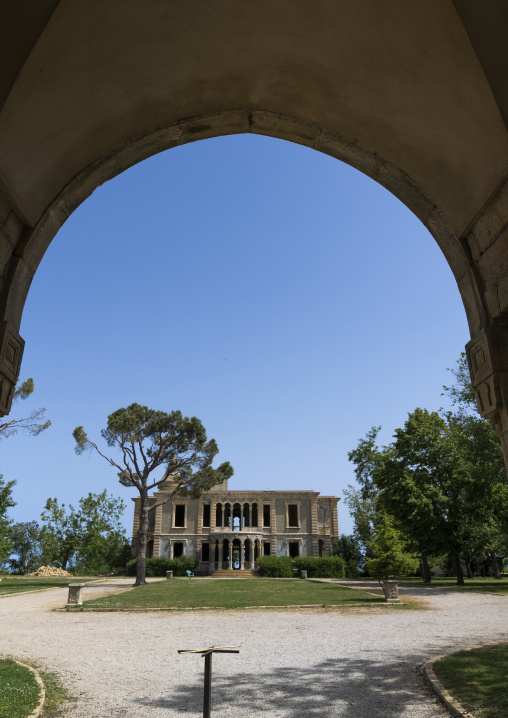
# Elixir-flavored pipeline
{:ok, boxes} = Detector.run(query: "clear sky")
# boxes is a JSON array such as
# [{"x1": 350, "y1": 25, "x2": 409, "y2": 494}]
[{"x1": 1, "y1": 134, "x2": 469, "y2": 537}]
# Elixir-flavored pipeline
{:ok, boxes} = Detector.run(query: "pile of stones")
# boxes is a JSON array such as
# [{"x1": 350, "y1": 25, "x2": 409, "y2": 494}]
[{"x1": 31, "y1": 566, "x2": 72, "y2": 577}]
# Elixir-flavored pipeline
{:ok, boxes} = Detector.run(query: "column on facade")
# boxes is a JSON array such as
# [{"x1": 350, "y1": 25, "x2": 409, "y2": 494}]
[
  {"x1": 311, "y1": 497, "x2": 319, "y2": 556},
  {"x1": 210, "y1": 499, "x2": 216, "y2": 530},
  {"x1": 152, "y1": 502, "x2": 163, "y2": 557},
  {"x1": 169, "y1": 541, "x2": 174, "y2": 559},
  {"x1": 218, "y1": 542, "x2": 223, "y2": 569},
  {"x1": 228, "y1": 541, "x2": 233, "y2": 570},
  {"x1": 332, "y1": 501, "x2": 339, "y2": 539},
  {"x1": 248, "y1": 540, "x2": 253, "y2": 569},
  {"x1": 270, "y1": 498, "x2": 277, "y2": 557},
  {"x1": 240, "y1": 540, "x2": 245, "y2": 570}
]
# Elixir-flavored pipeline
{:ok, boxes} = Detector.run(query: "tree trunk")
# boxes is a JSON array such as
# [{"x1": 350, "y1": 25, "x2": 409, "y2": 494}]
[
  {"x1": 489, "y1": 550, "x2": 501, "y2": 579},
  {"x1": 465, "y1": 554, "x2": 473, "y2": 579},
  {"x1": 421, "y1": 553, "x2": 431, "y2": 583},
  {"x1": 454, "y1": 556, "x2": 465, "y2": 585},
  {"x1": 135, "y1": 490, "x2": 150, "y2": 586}
]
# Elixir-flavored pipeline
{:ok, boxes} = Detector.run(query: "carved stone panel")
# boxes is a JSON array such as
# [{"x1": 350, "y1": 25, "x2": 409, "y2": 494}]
[{"x1": 0, "y1": 321, "x2": 24, "y2": 416}]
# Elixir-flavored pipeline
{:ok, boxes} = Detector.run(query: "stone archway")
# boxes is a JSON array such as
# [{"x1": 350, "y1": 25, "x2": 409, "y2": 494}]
[{"x1": 1, "y1": 2, "x2": 508, "y2": 460}]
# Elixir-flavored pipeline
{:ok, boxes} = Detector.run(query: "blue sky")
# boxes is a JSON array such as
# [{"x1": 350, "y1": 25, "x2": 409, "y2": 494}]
[{"x1": 2, "y1": 134, "x2": 469, "y2": 537}]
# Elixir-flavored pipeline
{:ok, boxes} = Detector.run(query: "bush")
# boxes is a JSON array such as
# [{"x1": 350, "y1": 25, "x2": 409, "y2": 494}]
[
  {"x1": 256, "y1": 556, "x2": 293, "y2": 577},
  {"x1": 293, "y1": 556, "x2": 346, "y2": 578},
  {"x1": 126, "y1": 556, "x2": 198, "y2": 577}
]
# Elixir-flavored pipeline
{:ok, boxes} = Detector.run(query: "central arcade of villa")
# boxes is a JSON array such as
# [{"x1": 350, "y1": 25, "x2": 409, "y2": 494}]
[{"x1": 132, "y1": 479, "x2": 339, "y2": 575}]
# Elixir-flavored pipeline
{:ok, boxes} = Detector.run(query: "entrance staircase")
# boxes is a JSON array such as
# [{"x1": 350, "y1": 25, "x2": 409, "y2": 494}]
[{"x1": 210, "y1": 569, "x2": 259, "y2": 578}]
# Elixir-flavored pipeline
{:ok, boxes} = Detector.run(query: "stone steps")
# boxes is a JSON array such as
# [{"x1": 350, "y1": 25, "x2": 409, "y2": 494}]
[{"x1": 210, "y1": 569, "x2": 259, "y2": 578}]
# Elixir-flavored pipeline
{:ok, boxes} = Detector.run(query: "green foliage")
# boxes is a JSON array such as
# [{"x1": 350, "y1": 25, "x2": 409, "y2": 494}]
[
  {"x1": 333, "y1": 533, "x2": 363, "y2": 575},
  {"x1": 125, "y1": 556, "x2": 198, "y2": 577},
  {"x1": 348, "y1": 357, "x2": 508, "y2": 585},
  {"x1": 41, "y1": 490, "x2": 127, "y2": 572},
  {"x1": 292, "y1": 556, "x2": 346, "y2": 578},
  {"x1": 0, "y1": 476, "x2": 15, "y2": 566},
  {"x1": 365, "y1": 511, "x2": 419, "y2": 580},
  {"x1": 256, "y1": 556, "x2": 293, "y2": 577},
  {"x1": 0, "y1": 378, "x2": 50, "y2": 439},
  {"x1": 7, "y1": 521, "x2": 43, "y2": 574}
]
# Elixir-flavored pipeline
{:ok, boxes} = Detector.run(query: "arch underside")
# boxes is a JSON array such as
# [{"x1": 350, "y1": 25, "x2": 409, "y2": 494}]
[{"x1": 1, "y1": 1, "x2": 508, "y2": 449}]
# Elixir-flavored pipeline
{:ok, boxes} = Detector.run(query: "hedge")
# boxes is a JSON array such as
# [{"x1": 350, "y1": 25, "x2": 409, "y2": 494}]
[
  {"x1": 293, "y1": 556, "x2": 346, "y2": 578},
  {"x1": 126, "y1": 556, "x2": 198, "y2": 577},
  {"x1": 256, "y1": 556, "x2": 293, "y2": 577}
]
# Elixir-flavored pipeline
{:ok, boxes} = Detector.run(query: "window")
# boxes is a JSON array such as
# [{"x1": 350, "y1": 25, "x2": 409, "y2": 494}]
[
  {"x1": 263, "y1": 542, "x2": 271, "y2": 556},
  {"x1": 216, "y1": 503, "x2": 223, "y2": 527},
  {"x1": 174, "y1": 505, "x2": 185, "y2": 527},
  {"x1": 288, "y1": 542, "x2": 299, "y2": 558},
  {"x1": 287, "y1": 504, "x2": 299, "y2": 527},
  {"x1": 263, "y1": 504, "x2": 271, "y2": 527},
  {"x1": 251, "y1": 503, "x2": 258, "y2": 526},
  {"x1": 202, "y1": 504, "x2": 211, "y2": 527},
  {"x1": 173, "y1": 542, "x2": 184, "y2": 558},
  {"x1": 201, "y1": 543, "x2": 210, "y2": 561}
]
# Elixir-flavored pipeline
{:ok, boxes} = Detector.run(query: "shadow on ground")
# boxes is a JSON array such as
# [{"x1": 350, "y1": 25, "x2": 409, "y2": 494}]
[{"x1": 135, "y1": 653, "x2": 444, "y2": 717}]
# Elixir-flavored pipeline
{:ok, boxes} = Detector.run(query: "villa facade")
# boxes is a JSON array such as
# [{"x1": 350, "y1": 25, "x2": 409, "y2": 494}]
[{"x1": 132, "y1": 480, "x2": 339, "y2": 574}]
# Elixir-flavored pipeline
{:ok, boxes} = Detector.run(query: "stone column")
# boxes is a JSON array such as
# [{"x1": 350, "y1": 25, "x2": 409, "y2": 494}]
[
  {"x1": 270, "y1": 498, "x2": 277, "y2": 557},
  {"x1": 218, "y1": 542, "x2": 223, "y2": 569},
  {"x1": 228, "y1": 543, "x2": 233, "y2": 571},
  {"x1": 248, "y1": 541, "x2": 254, "y2": 569},
  {"x1": 169, "y1": 542, "x2": 174, "y2": 559},
  {"x1": 66, "y1": 583, "x2": 85, "y2": 607},
  {"x1": 0, "y1": 321, "x2": 24, "y2": 416},
  {"x1": 153, "y1": 502, "x2": 163, "y2": 557},
  {"x1": 467, "y1": 327, "x2": 508, "y2": 467},
  {"x1": 210, "y1": 500, "x2": 216, "y2": 530},
  {"x1": 240, "y1": 540, "x2": 245, "y2": 570}
]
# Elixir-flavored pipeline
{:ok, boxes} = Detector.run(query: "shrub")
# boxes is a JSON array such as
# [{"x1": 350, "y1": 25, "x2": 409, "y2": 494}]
[
  {"x1": 256, "y1": 556, "x2": 293, "y2": 577},
  {"x1": 293, "y1": 556, "x2": 346, "y2": 578},
  {"x1": 126, "y1": 556, "x2": 198, "y2": 577}
]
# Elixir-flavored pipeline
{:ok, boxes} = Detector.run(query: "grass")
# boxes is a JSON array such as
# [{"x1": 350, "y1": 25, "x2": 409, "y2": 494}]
[
  {"x1": 76, "y1": 578, "x2": 392, "y2": 610},
  {"x1": 0, "y1": 659, "x2": 41, "y2": 718},
  {"x1": 0, "y1": 576, "x2": 98, "y2": 596},
  {"x1": 37, "y1": 664, "x2": 75, "y2": 718},
  {"x1": 433, "y1": 644, "x2": 508, "y2": 717},
  {"x1": 398, "y1": 576, "x2": 508, "y2": 595}
]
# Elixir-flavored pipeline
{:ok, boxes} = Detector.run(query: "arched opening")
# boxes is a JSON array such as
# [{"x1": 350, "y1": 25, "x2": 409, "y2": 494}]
[
  {"x1": 232, "y1": 503, "x2": 242, "y2": 532},
  {"x1": 232, "y1": 539, "x2": 242, "y2": 570},
  {"x1": 1, "y1": 131, "x2": 474, "y2": 536}
]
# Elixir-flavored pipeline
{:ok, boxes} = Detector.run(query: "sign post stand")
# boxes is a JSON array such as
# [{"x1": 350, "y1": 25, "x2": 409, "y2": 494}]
[{"x1": 178, "y1": 646, "x2": 240, "y2": 718}]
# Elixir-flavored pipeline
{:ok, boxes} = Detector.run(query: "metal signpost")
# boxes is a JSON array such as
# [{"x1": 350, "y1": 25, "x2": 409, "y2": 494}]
[{"x1": 178, "y1": 645, "x2": 240, "y2": 718}]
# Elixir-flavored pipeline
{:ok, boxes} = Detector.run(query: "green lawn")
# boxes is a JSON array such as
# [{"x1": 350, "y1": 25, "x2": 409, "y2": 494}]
[
  {"x1": 77, "y1": 578, "x2": 389, "y2": 610},
  {"x1": 0, "y1": 576, "x2": 98, "y2": 597},
  {"x1": 433, "y1": 644, "x2": 508, "y2": 717},
  {"x1": 398, "y1": 576, "x2": 508, "y2": 595},
  {"x1": 0, "y1": 659, "x2": 41, "y2": 718}
]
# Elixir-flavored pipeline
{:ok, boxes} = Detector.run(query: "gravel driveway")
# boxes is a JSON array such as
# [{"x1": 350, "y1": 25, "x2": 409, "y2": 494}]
[{"x1": 1, "y1": 579, "x2": 507, "y2": 717}]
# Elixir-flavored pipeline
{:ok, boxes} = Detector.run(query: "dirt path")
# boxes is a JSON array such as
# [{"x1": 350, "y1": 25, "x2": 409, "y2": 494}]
[{"x1": 0, "y1": 579, "x2": 506, "y2": 717}]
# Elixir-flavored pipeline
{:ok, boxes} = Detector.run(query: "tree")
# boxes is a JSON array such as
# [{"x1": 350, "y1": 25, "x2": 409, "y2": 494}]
[
  {"x1": 0, "y1": 476, "x2": 15, "y2": 568},
  {"x1": 73, "y1": 404, "x2": 234, "y2": 585},
  {"x1": 8, "y1": 521, "x2": 43, "y2": 574},
  {"x1": 41, "y1": 491, "x2": 128, "y2": 572},
  {"x1": 0, "y1": 378, "x2": 50, "y2": 439},
  {"x1": 364, "y1": 511, "x2": 418, "y2": 581},
  {"x1": 333, "y1": 534, "x2": 363, "y2": 577}
]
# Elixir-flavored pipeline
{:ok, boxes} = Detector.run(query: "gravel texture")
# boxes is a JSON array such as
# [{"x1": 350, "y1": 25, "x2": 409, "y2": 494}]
[{"x1": 0, "y1": 579, "x2": 507, "y2": 717}]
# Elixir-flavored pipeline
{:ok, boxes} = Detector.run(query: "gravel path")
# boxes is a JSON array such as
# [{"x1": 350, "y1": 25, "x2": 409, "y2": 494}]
[{"x1": 0, "y1": 579, "x2": 507, "y2": 717}]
